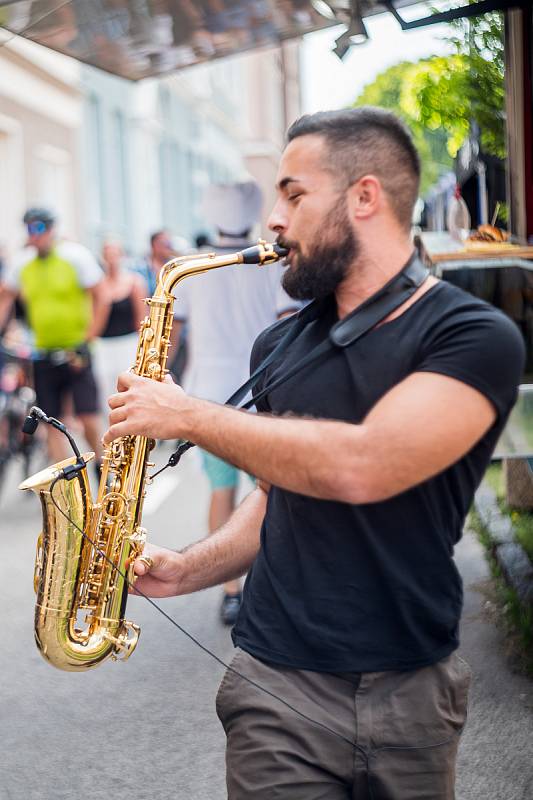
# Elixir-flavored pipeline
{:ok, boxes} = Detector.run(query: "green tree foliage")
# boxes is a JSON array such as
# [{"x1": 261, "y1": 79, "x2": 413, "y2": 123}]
[
  {"x1": 353, "y1": 61, "x2": 454, "y2": 195},
  {"x1": 412, "y1": 6, "x2": 505, "y2": 159},
  {"x1": 447, "y1": 5, "x2": 505, "y2": 158},
  {"x1": 352, "y1": 8, "x2": 505, "y2": 193}
]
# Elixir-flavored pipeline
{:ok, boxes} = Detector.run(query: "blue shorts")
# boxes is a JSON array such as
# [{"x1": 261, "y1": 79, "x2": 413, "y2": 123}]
[{"x1": 201, "y1": 451, "x2": 254, "y2": 490}]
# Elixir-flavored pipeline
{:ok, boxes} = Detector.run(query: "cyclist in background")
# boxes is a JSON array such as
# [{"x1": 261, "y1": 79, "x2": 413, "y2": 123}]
[{"x1": 0, "y1": 208, "x2": 105, "y2": 467}]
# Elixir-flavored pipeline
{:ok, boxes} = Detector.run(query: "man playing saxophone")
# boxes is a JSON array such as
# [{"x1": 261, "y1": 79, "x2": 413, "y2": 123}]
[{"x1": 104, "y1": 108, "x2": 524, "y2": 800}]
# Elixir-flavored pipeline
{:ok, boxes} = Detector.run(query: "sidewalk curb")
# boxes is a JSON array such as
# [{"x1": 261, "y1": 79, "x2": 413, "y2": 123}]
[{"x1": 474, "y1": 485, "x2": 533, "y2": 608}]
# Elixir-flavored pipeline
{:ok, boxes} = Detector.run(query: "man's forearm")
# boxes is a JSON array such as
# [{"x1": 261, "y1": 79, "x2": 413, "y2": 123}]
[
  {"x1": 107, "y1": 368, "x2": 496, "y2": 506},
  {"x1": 179, "y1": 399, "x2": 359, "y2": 502},
  {"x1": 177, "y1": 484, "x2": 266, "y2": 594}
]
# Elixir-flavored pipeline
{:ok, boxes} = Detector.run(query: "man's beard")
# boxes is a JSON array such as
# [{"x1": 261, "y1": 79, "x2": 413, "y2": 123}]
[{"x1": 280, "y1": 197, "x2": 359, "y2": 301}]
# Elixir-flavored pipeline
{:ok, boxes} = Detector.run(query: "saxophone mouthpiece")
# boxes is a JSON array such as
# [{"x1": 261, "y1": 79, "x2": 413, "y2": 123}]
[{"x1": 241, "y1": 241, "x2": 289, "y2": 265}]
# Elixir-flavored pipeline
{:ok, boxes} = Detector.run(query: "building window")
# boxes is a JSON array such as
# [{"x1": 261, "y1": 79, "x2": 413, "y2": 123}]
[
  {"x1": 34, "y1": 144, "x2": 73, "y2": 238},
  {"x1": 113, "y1": 109, "x2": 128, "y2": 227},
  {"x1": 88, "y1": 94, "x2": 105, "y2": 221}
]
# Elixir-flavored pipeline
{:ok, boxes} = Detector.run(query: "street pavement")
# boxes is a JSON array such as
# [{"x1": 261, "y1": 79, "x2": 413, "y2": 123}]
[{"x1": 0, "y1": 443, "x2": 532, "y2": 800}]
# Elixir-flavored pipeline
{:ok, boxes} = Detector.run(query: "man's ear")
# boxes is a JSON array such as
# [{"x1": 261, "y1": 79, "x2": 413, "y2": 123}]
[{"x1": 346, "y1": 175, "x2": 382, "y2": 222}]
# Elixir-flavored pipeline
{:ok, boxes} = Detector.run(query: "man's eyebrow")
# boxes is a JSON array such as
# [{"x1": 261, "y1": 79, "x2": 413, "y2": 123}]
[{"x1": 277, "y1": 177, "x2": 301, "y2": 191}]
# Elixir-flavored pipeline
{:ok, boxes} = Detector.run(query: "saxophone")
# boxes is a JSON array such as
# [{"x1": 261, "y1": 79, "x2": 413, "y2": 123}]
[{"x1": 19, "y1": 241, "x2": 286, "y2": 671}]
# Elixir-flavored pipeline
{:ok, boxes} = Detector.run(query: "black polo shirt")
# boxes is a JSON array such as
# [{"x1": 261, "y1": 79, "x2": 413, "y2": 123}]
[{"x1": 232, "y1": 281, "x2": 525, "y2": 672}]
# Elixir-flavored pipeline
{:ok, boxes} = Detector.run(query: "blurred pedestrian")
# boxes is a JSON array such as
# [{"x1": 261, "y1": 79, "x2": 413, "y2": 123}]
[
  {"x1": 93, "y1": 239, "x2": 147, "y2": 406},
  {"x1": 172, "y1": 180, "x2": 298, "y2": 625},
  {"x1": 195, "y1": 232, "x2": 211, "y2": 250},
  {"x1": 133, "y1": 229, "x2": 176, "y2": 296},
  {"x1": 0, "y1": 208, "x2": 104, "y2": 466}
]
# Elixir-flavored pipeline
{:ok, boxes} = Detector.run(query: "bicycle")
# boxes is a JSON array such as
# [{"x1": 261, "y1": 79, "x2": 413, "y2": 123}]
[{"x1": 0, "y1": 338, "x2": 40, "y2": 500}]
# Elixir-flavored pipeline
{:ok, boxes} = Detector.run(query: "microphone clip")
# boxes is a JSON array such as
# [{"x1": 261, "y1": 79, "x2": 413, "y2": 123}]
[{"x1": 22, "y1": 406, "x2": 87, "y2": 480}]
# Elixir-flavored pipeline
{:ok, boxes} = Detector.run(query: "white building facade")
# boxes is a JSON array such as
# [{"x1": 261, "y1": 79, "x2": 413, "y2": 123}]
[
  {"x1": 80, "y1": 42, "x2": 302, "y2": 257},
  {"x1": 0, "y1": 38, "x2": 83, "y2": 262},
  {"x1": 0, "y1": 34, "x2": 301, "y2": 265}
]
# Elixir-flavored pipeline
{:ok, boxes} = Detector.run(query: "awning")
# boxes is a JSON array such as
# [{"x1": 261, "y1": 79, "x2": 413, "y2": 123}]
[{"x1": 0, "y1": 1, "x2": 516, "y2": 81}]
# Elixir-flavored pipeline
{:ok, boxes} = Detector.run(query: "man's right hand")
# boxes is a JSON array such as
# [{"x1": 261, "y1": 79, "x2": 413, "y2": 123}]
[{"x1": 131, "y1": 543, "x2": 184, "y2": 597}]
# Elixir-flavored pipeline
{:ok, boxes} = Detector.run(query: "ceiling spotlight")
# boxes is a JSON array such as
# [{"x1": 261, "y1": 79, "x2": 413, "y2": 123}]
[
  {"x1": 333, "y1": 8, "x2": 368, "y2": 59},
  {"x1": 346, "y1": 14, "x2": 369, "y2": 44},
  {"x1": 333, "y1": 32, "x2": 352, "y2": 60},
  {"x1": 318, "y1": 0, "x2": 368, "y2": 60}
]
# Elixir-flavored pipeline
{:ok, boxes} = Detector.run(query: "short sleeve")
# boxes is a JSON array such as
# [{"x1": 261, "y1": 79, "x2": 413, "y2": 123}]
[
  {"x1": 417, "y1": 308, "x2": 525, "y2": 421},
  {"x1": 3, "y1": 249, "x2": 34, "y2": 290},
  {"x1": 57, "y1": 242, "x2": 102, "y2": 288}
]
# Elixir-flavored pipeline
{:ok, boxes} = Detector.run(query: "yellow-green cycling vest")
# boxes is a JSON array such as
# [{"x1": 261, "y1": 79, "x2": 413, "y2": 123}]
[{"x1": 19, "y1": 248, "x2": 91, "y2": 350}]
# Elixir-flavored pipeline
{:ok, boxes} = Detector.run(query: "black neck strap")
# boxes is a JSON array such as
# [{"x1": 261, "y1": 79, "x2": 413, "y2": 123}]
[
  {"x1": 230, "y1": 251, "x2": 428, "y2": 410},
  {"x1": 153, "y1": 253, "x2": 429, "y2": 475},
  {"x1": 330, "y1": 251, "x2": 428, "y2": 346}
]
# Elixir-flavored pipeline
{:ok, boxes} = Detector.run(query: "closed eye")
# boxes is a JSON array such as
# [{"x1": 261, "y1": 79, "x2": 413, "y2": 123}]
[{"x1": 288, "y1": 193, "x2": 302, "y2": 203}]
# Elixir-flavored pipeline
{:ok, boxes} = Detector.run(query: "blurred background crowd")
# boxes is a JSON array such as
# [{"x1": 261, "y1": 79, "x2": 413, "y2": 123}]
[{"x1": 0, "y1": 178, "x2": 298, "y2": 624}]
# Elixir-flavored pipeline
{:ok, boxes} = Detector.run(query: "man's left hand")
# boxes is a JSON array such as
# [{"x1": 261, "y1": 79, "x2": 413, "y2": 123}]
[{"x1": 103, "y1": 372, "x2": 190, "y2": 444}]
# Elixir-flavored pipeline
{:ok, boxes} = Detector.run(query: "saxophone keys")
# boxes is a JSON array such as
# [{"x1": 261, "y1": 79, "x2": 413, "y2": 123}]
[
  {"x1": 137, "y1": 556, "x2": 153, "y2": 571},
  {"x1": 132, "y1": 525, "x2": 147, "y2": 544},
  {"x1": 102, "y1": 491, "x2": 127, "y2": 522},
  {"x1": 106, "y1": 620, "x2": 140, "y2": 662}
]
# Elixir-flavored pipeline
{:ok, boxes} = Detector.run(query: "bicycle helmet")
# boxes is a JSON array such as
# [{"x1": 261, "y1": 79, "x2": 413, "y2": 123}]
[{"x1": 23, "y1": 207, "x2": 56, "y2": 228}]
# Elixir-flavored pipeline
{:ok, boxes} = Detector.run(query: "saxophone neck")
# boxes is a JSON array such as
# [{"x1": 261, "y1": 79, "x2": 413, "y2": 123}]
[{"x1": 155, "y1": 240, "x2": 287, "y2": 296}]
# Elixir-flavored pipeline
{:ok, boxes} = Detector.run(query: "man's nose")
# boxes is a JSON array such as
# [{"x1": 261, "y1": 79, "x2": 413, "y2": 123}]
[{"x1": 267, "y1": 198, "x2": 287, "y2": 235}]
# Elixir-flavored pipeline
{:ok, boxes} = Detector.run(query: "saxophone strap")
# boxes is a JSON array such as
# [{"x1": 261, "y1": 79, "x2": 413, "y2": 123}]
[{"x1": 154, "y1": 253, "x2": 429, "y2": 476}]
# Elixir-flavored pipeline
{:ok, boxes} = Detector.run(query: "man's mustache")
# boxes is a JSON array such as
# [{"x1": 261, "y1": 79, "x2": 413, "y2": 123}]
[{"x1": 276, "y1": 236, "x2": 299, "y2": 254}]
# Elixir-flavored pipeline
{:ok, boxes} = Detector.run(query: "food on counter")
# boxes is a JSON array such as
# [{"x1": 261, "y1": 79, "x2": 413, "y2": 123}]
[{"x1": 467, "y1": 224, "x2": 509, "y2": 243}]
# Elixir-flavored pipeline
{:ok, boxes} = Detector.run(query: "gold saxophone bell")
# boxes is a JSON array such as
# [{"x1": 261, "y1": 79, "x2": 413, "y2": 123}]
[{"x1": 20, "y1": 241, "x2": 286, "y2": 671}]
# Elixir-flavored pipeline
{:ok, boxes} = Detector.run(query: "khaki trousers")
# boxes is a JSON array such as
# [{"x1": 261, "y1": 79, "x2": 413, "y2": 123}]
[{"x1": 216, "y1": 648, "x2": 471, "y2": 800}]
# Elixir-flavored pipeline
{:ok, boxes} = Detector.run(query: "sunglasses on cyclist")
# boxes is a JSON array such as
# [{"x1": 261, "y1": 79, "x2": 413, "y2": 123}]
[{"x1": 27, "y1": 221, "x2": 51, "y2": 236}]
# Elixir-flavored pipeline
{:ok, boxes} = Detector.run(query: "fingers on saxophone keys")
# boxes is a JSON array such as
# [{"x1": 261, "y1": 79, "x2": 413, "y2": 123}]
[
  {"x1": 137, "y1": 556, "x2": 154, "y2": 575},
  {"x1": 108, "y1": 406, "x2": 127, "y2": 426},
  {"x1": 102, "y1": 424, "x2": 124, "y2": 445},
  {"x1": 108, "y1": 391, "x2": 126, "y2": 409}
]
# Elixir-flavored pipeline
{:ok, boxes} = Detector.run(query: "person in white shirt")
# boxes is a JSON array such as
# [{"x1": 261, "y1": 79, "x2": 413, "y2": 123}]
[{"x1": 173, "y1": 181, "x2": 298, "y2": 624}]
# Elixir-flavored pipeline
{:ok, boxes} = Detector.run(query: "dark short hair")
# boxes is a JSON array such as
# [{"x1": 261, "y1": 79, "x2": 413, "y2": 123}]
[
  {"x1": 287, "y1": 108, "x2": 420, "y2": 230},
  {"x1": 150, "y1": 230, "x2": 168, "y2": 247},
  {"x1": 23, "y1": 207, "x2": 55, "y2": 228},
  {"x1": 195, "y1": 233, "x2": 210, "y2": 248}
]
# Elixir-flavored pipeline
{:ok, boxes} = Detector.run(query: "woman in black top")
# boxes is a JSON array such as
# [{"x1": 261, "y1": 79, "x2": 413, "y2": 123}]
[{"x1": 93, "y1": 240, "x2": 146, "y2": 405}]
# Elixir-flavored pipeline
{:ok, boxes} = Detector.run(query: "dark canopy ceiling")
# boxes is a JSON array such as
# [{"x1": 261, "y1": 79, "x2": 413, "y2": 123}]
[{"x1": 0, "y1": 1, "x2": 509, "y2": 81}]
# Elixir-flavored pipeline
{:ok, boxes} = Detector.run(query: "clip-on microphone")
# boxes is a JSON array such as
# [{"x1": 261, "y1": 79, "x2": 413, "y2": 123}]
[{"x1": 22, "y1": 406, "x2": 87, "y2": 480}]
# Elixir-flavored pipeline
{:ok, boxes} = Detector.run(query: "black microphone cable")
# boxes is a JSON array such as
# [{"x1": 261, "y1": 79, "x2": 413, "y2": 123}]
[
  {"x1": 26, "y1": 405, "x2": 386, "y2": 795},
  {"x1": 24, "y1": 406, "x2": 364, "y2": 755},
  {"x1": 47, "y1": 475, "x2": 366, "y2": 759}
]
